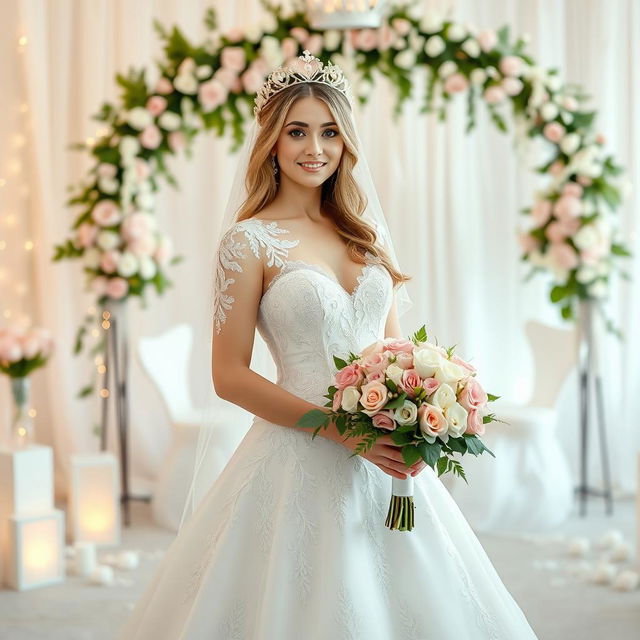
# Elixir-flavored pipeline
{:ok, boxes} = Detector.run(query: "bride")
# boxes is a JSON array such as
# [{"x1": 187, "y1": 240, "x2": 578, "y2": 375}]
[{"x1": 117, "y1": 51, "x2": 539, "y2": 639}]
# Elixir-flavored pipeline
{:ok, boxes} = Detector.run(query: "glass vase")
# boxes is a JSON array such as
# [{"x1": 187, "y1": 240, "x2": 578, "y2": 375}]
[{"x1": 10, "y1": 376, "x2": 34, "y2": 448}]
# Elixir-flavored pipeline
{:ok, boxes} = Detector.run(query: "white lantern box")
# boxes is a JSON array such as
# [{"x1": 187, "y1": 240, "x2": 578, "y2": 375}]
[
  {"x1": 68, "y1": 453, "x2": 120, "y2": 547},
  {"x1": 6, "y1": 509, "x2": 65, "y2": 590}
]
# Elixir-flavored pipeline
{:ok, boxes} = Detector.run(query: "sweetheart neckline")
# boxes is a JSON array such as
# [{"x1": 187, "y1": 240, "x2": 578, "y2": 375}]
[{"x1": 260, "y1": 260, "x2": 377, "y2": 305}]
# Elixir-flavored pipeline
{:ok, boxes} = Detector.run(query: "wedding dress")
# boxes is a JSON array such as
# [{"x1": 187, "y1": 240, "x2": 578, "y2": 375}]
[{"x1": 117, "y1": 217, "x2": 539, "y2": 640}]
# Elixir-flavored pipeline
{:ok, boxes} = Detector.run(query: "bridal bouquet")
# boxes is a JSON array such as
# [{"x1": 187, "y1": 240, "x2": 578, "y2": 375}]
[{"x1": 295, "y1": 326, "x2": 499, "y2": 532}]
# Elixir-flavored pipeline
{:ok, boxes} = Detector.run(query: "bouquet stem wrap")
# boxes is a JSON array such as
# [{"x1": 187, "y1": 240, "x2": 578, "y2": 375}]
[{"x1": 385, "y1": 477, "x2": 415, "y2": 531}]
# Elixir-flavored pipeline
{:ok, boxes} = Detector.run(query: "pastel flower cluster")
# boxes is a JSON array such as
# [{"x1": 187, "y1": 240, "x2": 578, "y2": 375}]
[{"x1": 0, "y1": 326, "x2": 54, "y2": 377}]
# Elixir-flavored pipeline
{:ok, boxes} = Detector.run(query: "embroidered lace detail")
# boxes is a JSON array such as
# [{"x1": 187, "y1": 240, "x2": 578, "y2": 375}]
[
  {"x1": 217, "y1": 600, "x2": 246, "y2": 640},
  {"x1": 213, "y1": 218, "x2": 299, "y2": 334},
  {"x1": 334, "y1": 580, "x2": 363, "y2": 640}
]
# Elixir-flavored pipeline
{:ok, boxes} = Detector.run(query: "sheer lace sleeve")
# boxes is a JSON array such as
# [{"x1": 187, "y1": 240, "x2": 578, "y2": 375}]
[{"x1": 213, "y1": 219, "x2": 299, "y2": 335}]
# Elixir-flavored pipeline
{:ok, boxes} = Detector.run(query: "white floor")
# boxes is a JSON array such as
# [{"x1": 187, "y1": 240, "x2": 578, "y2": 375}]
[{"x1": 0, "y1": 496, "x2": 638, "y2": 640}]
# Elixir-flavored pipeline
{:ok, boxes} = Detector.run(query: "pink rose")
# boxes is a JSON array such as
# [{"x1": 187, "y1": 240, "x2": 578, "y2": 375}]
[
  {"x1": 543, "y1": 122, "x2": 565, "y2": 143},
  {"x1": 595, "y1": 133, "x2": 606, "y2": 145},
  {"x1": 154, "y1": 234, "x2": 173, "y2": 265},
  {"x1": 200, "y1": 79, "x2": 230, "y2": 109},
  {"x1": 106, "y1": 277, "x2": 129, "y2": 300},
  {"x1": 91, "y1": 200, "x2": 122, "y2": 227},
  {"x1": 422, "y1": 377, "x2": 440, "y2": 395},
  {"x1": 377, "y1": 23, "x2": 394, "y2": 51},
  {"x1": 450, "y1": 355, "x2": 476, "y2": 374},
  {"x1": 362, "y1": 352, "x2": 390, "y2": 376},
  {"x1": 361, "y1": 339, "x2": 384, "y2": 359},
  {"x1": 477, "y1": 29, "x2": 497, "y2": 52},
  {"x1": 225, "y1": 27, "x2": 244, "y2": 43},
  {"x1": 76, "y1": 222, "x2": 98, "y2": 248},
  {"x1": 332, "y1": 388, "x2": 343, "y2": 411},
  {"x1": 483, "y1": 85, "x2": 506, "y2": 104},
  {"x1": 97, "y1": 163, "x2": 117, "y2": 178},
  {"x1": 465, "y1": 409, "x2": 485, "y2": 436},
  {"x1": 385, "y1": 338, "x2": 414, "y2": 355},
  {"x1": 559, "y1": 217, "x2": 580, "y2": 236},
  {"x1": 353, "y1": 28, "x2": 377, "y2": 51},
  {"x1": 553, "y1": 195, "x2": 582, "y2": 220},
  {"x1": 0, "y1": 336, "x2": 22, "y2": 363},
  {"x1": 394, "y1": 351, "x2": 414, "y2": 370},
  {"x1": 417, "y1": 404, "x2": 447, "y2": 439},
  {"x1": 502, "y1": 77, "x2": 523, "y2": 96},
  {"x1": 531, "y1": 199, "x2": 552, "y2": 226},
  {"x1": 335, "y1": 362, "x2": 365, "y2": 390},
  {"x1": 91, "y1": 275, "x2": 108, "y2": 296},
  {"x1": 128, "y1": 233, "x2": 157, "y2": 257},
  {"x1": 577, "y1": 175, "x2": 592, "y2": 187},
  {"x1": 241, "y1": 68, "x2": 265, "y2": 94},
  {"x1": 140, "y1": 125, "x2": 162, "y2": 149},
  {"x1": 458, "y1": 378, "x2": 488, "y2": 412},
  {"x1": 399, "y1": 369, "x2": 422, "y2": 398},
  {"x1": 290, "y1": 27, "x2": 309, "y2": 43},
  {"x1": 548, "y1": 242, "x2": 579, "y2": 270},
  {"x1": 134, "y1": 158, "x2": 151, "y2": 182},
  {"x1": 545, "y1": 221, "x2": 568, "y2": 244},
  {"x1": 100, "y1": 250, "x2": 120, "y2": 274},
  {"x1": 168, "y1": 131, "x2": 186, "y2": 153},
  {"x1": 392, "y1": 18, "x2": 412, "y2": 36},
  {"x1": 155, "y1": 77, "x2": 173, "y2": 95},
  {"x1": 372, "y1": 410, "x2": 397, "y2": 431},
  {"x1": 444, "y1": 72, "x2": 469, "y2": 94},
  {"x1": 19, "y1": 332, "x2": 41, "y2": 360},
  {"x1": 305, "y1": 34, "x2": 323, "y2": 55},
  {"x1": 281, "y1": 37, "x2": 298, "y2": 59},
  {"x1": 549, "y1": 160, "x2": 565, "y2": 177},
  {"x1": 366, "y1": 370, "x2": 385, "y2": 383},
  {"x1": 562, "y1": 182, "x2": 583, "y2": 198},
  {"x1": 146, "y1": 95, "x2": 167, "y2": 117},
  {"x1": 518, "y1": 232, "x2": 540, "y2": 254},
  {"x1": 360, "y1": 380, "x2": 389, "y2": 416},
  {"x1": 499, "y1": 56, "x2": 523, "y2": 77},
  {"x1": 221, "y1": 47, "x2": 246, "y2": 72},
  {"x1": 213, "y1": 68, "x2": 238, "y2": 90},
  {"x1": 121, "y1": 212, "x2": 155, "y2": 241}
]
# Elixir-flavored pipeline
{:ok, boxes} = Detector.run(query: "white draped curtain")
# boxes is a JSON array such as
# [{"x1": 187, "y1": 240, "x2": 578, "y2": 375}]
[{"x1": 1, "y1": 0, "x2": 637, "y2": 499}]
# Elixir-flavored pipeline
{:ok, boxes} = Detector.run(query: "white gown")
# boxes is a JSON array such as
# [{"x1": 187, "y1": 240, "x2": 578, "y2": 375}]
[{"x1": 117, "y1": 218, "x2": 539, "y2": 639}]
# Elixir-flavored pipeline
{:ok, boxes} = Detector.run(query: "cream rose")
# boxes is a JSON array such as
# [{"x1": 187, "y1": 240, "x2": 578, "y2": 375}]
[
  {"x1": 445, "y1": 402, "x2": 469, "y2": 438},
  {"x1": 360, "y1": 380, "x2": 389, "y2": 417},
  {"x1": 385, "y1": 363, "x2": 404, "y2": 386},
  {"x1": 430, "y1": 383, "x2": 456, "y2": 411},
  {"x1": 434, "y1": 359, "x2": 466, "y2": 387},
  {"x1": 340, "y1": 386, "x2": 361, "y2": 414},
  {"x1": 413, "y1": 347, "x2": 442, "y2": 378},
  {"x1": 393, "y1": 399, "x2": 418, "y2": 426}
]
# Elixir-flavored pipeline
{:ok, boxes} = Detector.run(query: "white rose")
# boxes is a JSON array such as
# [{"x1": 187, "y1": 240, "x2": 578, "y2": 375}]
[
  {"x1": 137, "y1": 192, "x2": 156, "y2": 211},
  {"x1": 260, "y1": 12, "x2": 277, "y2": 33},
  {"x1": 196, "y1": 65, "x2": 213, "y2": 80},
  {"x1": 587, "y1": 280, "x2": 608, "y2": 299},
  {"x1": 341, "y1": 386, "x2": 361, "y2": 414},
  {"x1": 385, "y1": 363, "x2": 404, "y2": 385},
  {"x1": 158, "y1": 111, "x2": 182, "y2": 132},
  {"x1": 596, "y1": 261, "x2": 610, "y2": 277},
  {"x1": 83, "y1": 247, "x2": 101, "y2": 269},
  {"x1": 173, "y1": 73, "x2": 198, "y2": 95},
  {"x1": 438, "y1": 60, "x2": 458, "y2": 78},
  {"x1": 409, "y1": 33, "x2": 425, "y2": 53},
  {"x1": 444, "y1": 402, "x2": 468, "y2": 437},
  {"x1": 324, "y1": 29, "x2": 341, "y2": 50},
  {"x1": 138, "y1": 255, "x2": 157, "y2": 280},
  {"x1": 576, "y1": 265, "x2": 598, "y2": 284},
  {"x1": 260, "y1": 36, "x2": 284, "y2": 68},
  {"x1": 546, "y1": 74, "x2": 562, "y2": 92},
  {"x1": 414, "y1": 347, "x2": 442, "y2": 378},
  {"x1": 244, "y1": 22, "x2": 262, "y2": 43},
  {"x1": 394, "y1": 49, "x2": 416, "y2": 70},
  {"x1": 420, "y1": 9, "x2": 445, "y2": 33},
  {"x1": 461, "y1": 38, "x2": 480, "y2": 58},
  {"x1": 424, "y1": 35, "x2": 446, "y2": 57},
  {"x1": 447, "y1": 24, "x2": 466, "y2": 41},
  {"x1": 434, "y1": 359, "x2": 466, "y2": 387},
  {"x1": 394, "y1": 399, "x2": 418, "y2": 426},
  {"x1": 573, "y1": 224, "x2": 599, "y2": 251},
  {"x1": 97, "y1": 230, "x2": 120, "y2": 251},
  {"x1": 117, "y1": 251, "x2": 139, "y2": 278},
  {"x1": 119, "y1": 136, "x2": 140, "y2": 159},
  {"x1": 126, "y1": 107, "x2": 153, "y2": 131},
  {"x1": 98, "y1": 176, "x2": 119, "y2": 195},
  {"x1": 540, "y1": 102, "x2": 559, "y2": 121},
  {"x1": 560, "y1": 133, "x2": 581, "y2": 156},
  {"x1": 470, "y1": 68, "x2": 487, "y2": 86},
  {"x1": 430, "y1": 383, "x2": 456, "y2": 411}
]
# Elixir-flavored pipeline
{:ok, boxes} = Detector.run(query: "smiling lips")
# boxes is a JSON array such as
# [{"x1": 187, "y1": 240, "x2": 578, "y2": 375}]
[{"x1": 298, "y1": 161, "x2": 327, "y2": 172}]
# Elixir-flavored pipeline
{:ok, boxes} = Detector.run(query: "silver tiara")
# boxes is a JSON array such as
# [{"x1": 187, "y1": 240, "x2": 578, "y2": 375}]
[{"x1": 253, "y1": 50, "x2": 352, "y2": 116}]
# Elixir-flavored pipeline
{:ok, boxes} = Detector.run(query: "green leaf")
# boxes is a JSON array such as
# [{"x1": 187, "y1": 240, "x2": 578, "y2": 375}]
[
  {"x1": 611, "y1": 244, "x2": 632, "y2": 257},
  {"x1": 550, "y1": 285, "x2": 568, "y2": 303},
  {"x1": 386, "y1": 378, "x2": 398, "y2": 393},
  {"x1": 391, "y1": 430, "x2": 415, "y2": 446},
  {"x1": 295, "y1": 409, "x2": 330, "y2": 430},
  {"x1": 447, "y1": 437, "x2": 468, "y2": 454},
  {"x1": 384, "y1": 392, "x2": 407, "y2": 410},
  {"x1": 464, "y1": 435, "x2": 484, "y2": 455},
  {"x1": 333, "y1": 355, "x2": 348, "y2": 370},
  {"x1": 436, "y1": 456, "x2": 449, "y2": 476},
  {"x1": 487, "y1": 393, "x2": 500, "y2": 402},
  {"x1": 401, "y1": 444, "x2": 421, "y2": 467},
  {"x1": 417, "y1": 440, "x2": 441, "y2": 467},
  {"x1": 411, "y1": 324, "x2": 428, "y2": 344}
]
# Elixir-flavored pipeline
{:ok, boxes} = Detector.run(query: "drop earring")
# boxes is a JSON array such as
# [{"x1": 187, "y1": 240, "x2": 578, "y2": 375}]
[{"x1": 271, "y1": 154, "x2": 279, "y2": 177}]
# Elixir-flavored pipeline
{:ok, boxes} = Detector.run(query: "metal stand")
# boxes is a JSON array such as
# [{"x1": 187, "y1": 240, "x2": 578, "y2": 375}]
[
  {"x1": 574, "y1": 301, "x2": 614, "y2": 516},
  {"x1": 99, "y1": 301, "x2": 150, "y2": 526}
]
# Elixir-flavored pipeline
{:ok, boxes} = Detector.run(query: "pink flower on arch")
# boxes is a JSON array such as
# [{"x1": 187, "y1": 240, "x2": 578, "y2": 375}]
[
  {"x1": 91, "y1": 200, "x2": 122, "y2": 227},
  {"x1": 140, "y1": 125, "x2": 162, "y2": 149},
  {"x1": 444, "y1": 73, "x2": 469, "y2": 94},
  {"x1": 543, "y1": 122, "x2": 565, "y2": 144},
  {"x1": 106, "y1": 277, "x2": 129, "y2": 300}
]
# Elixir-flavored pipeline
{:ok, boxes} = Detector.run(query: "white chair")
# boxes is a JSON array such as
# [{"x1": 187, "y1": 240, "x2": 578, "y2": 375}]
[
  {"x1": 445, "y1": 321, "x2": 575, "y2": 533},
  {"x1": 137, "y1": 324, "x2": 251, "y2": 531}
]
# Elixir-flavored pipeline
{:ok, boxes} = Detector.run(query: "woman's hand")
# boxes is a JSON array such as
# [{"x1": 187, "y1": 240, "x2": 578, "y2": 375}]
[{"x1": 342, "y1": 433, "x2": 428, "y2": 480}]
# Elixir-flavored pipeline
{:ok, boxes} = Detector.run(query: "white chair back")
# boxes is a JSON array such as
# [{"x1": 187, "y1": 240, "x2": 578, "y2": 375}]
[
  {"x1": 525, "y1": 320, "x2": 577, "y2": 409},
  {"x1": 137, "y1": 323, "x2": 194, "y2": 423}
]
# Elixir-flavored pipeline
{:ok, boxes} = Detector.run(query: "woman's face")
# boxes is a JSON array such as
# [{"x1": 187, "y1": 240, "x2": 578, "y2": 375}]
[{"x1": 272, "y1": 96, "x2": 344, "y2": 189}]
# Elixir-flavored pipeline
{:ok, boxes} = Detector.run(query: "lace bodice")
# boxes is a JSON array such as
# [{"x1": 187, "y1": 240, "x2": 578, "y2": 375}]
[{"x1": 214, "y1": 218, "x2": 394, "y2": 405}]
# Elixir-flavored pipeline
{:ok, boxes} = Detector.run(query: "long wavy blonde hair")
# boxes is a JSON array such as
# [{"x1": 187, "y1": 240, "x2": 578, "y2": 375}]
[{"x1": 235, "y1": 81, "x2": 411, "y2": 290}]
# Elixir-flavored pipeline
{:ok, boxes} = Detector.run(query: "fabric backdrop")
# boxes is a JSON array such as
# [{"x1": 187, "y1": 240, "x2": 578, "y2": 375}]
[{"x1": 0, "y1": 0, "x2": 637, "y2": 500}]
